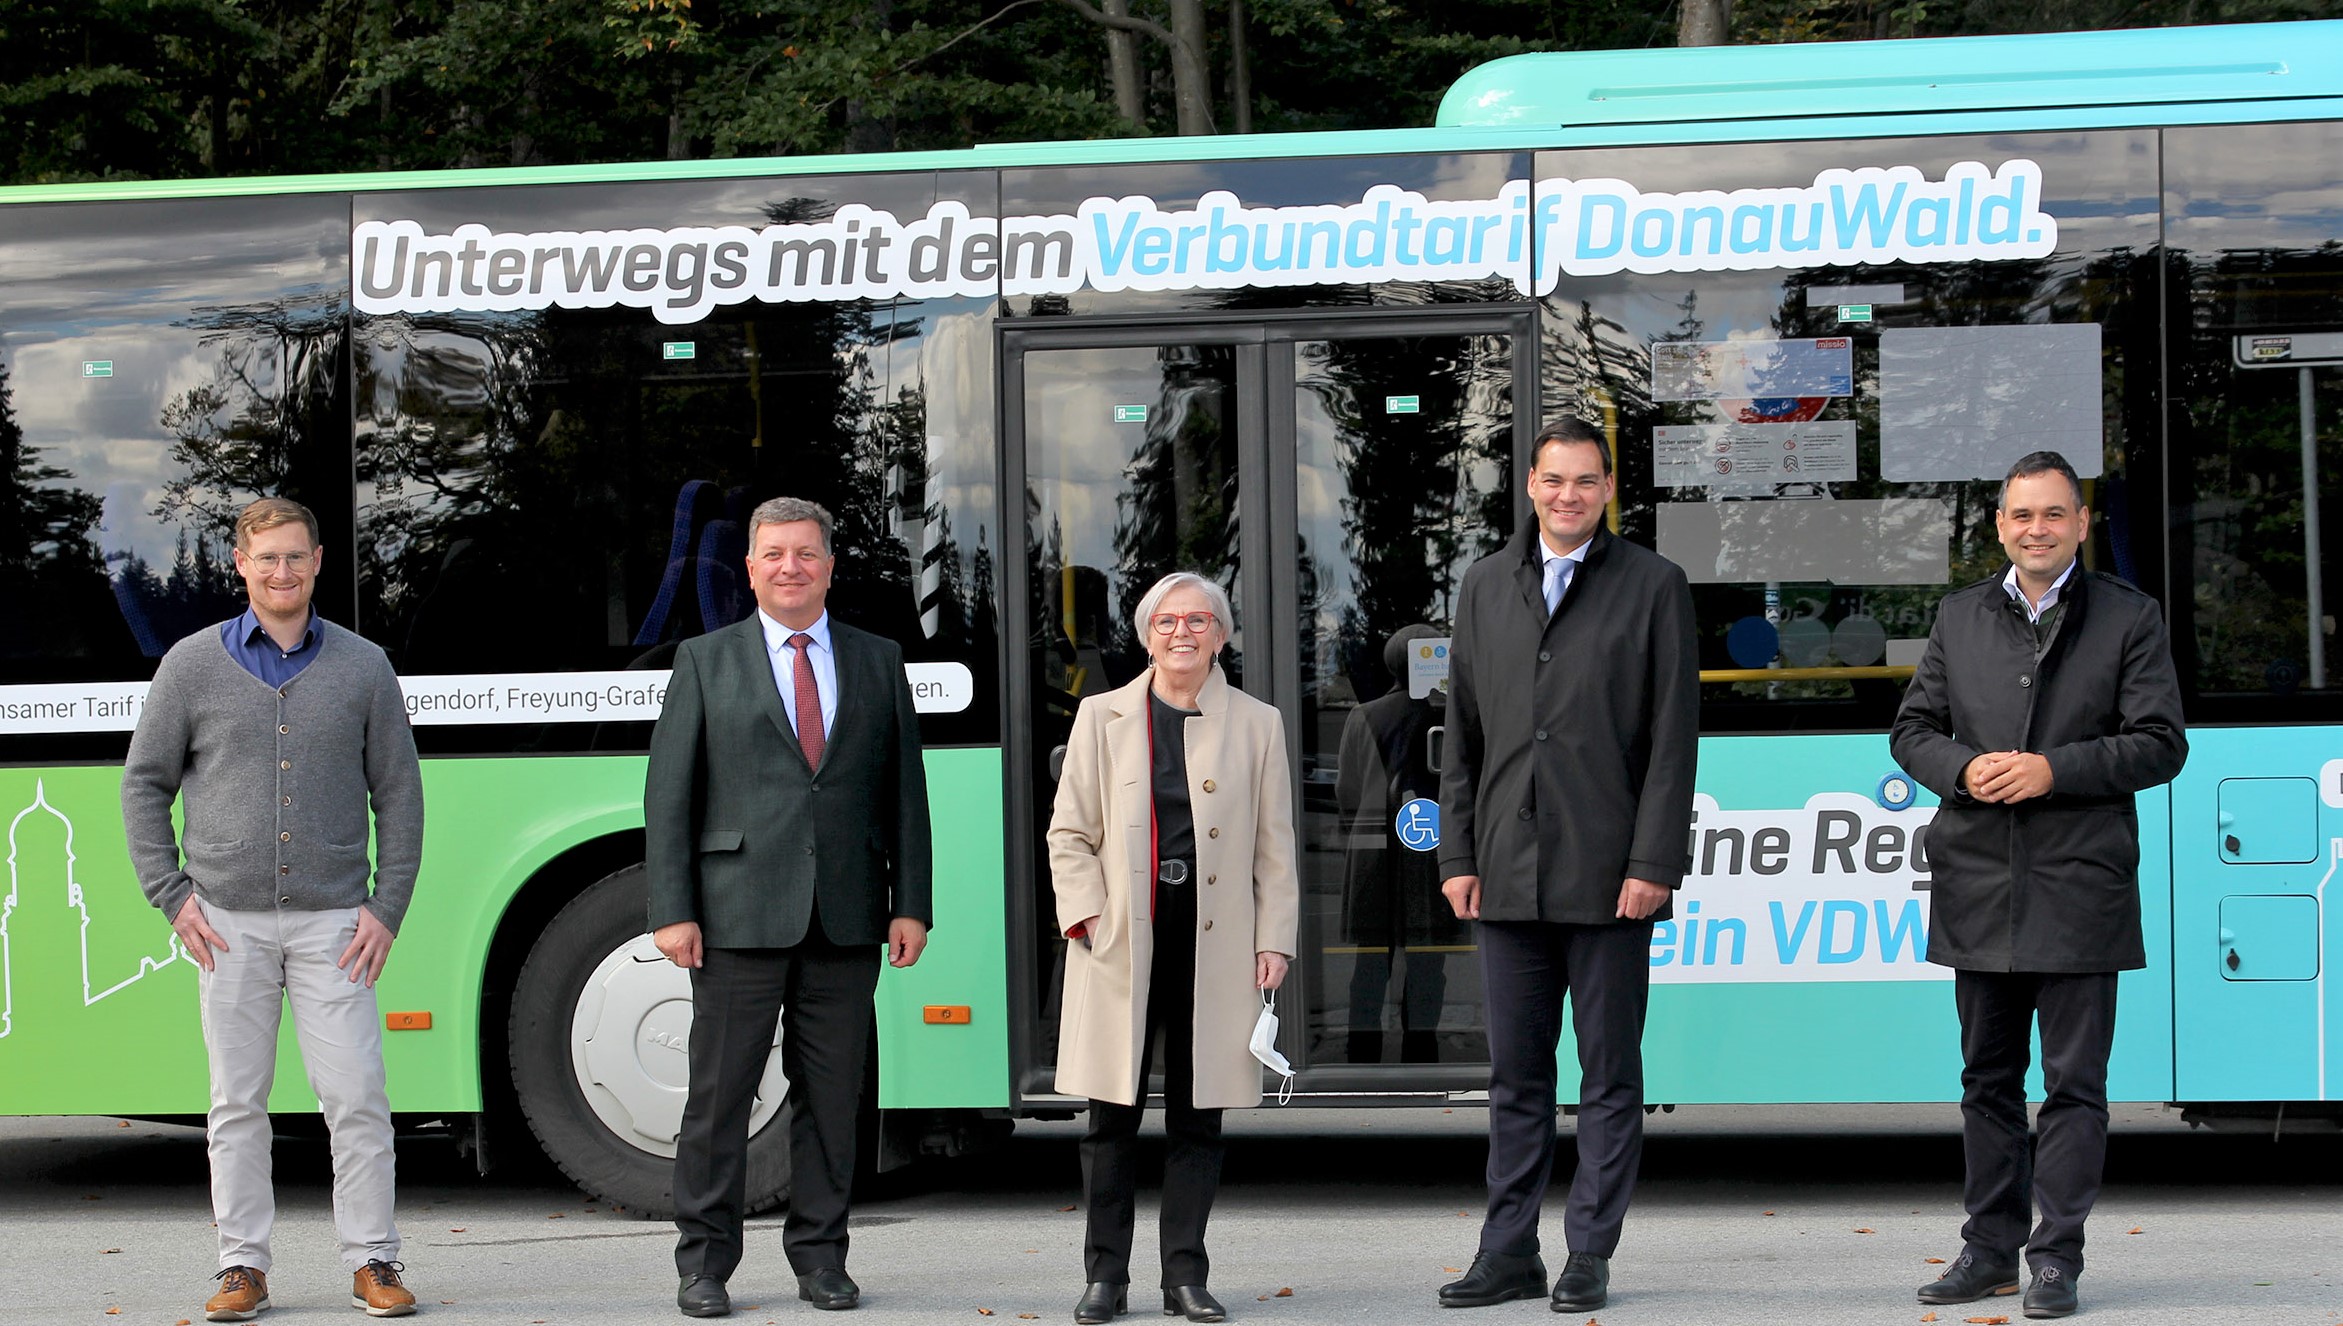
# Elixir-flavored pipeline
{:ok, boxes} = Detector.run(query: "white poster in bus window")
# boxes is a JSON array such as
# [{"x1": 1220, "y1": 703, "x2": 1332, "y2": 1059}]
[
  {"x1": 1653, "y1": 421, "x2": 1857, "y2": 488},
  {"x1": 1878, "y1": 324, "x2": 2103, "y2": 481},
  {"x1": 1651, "y1": 338, "x2": 1854, "y2": 403}
]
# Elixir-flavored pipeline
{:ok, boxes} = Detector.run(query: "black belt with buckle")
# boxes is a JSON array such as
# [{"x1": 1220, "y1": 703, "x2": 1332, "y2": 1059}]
[{"x1": 1158, "y1": 859, "x2": 1191, "y2": 886}]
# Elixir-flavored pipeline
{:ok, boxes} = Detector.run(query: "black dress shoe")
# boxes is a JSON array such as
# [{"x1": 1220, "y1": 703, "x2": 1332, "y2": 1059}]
[
  {"x1": 1075, "y1": 1282, "x2": 1128, "y2": 1323},
  {"x1": 1918, "y1": 1250, "x2": 2021, "y2": 1305},
  {"x1": 2022, "y1": 1266, "x2": 2078, "y2": 1319},
  {"x1": 1161, "y1": 1285, "x2": 1224, "y2": 1322},
  {"x1": 1437, "y1": 1250, "x2": 1548, "y2": 1308},
  {"x1": 1550, "y1": 1253, "x2": 1609, "y2": 1312},
  {"x1": 677, "y1": 1274, "x2": 730, "y2": 1318},
  {"x1": 796, "y1": 1267, "x2": 861, "y2": 1311}
]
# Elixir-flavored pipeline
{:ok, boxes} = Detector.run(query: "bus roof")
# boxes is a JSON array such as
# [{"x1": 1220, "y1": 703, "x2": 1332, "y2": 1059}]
[
  {"x1": 1438, "y1": 19, "x2": 2343, "y2": 130},
  {"x1": 1, "y1": 21, "x2": 2338, "y2": 207}
]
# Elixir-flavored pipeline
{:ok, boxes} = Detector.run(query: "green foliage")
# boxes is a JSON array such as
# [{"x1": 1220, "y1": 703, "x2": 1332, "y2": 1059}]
[{"x1": 0, "y1": 0, "x2": 2327, "y2": 183}]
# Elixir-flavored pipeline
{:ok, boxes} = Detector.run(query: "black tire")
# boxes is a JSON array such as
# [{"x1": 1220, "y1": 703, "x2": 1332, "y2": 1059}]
[{"x1": 508, "y1": 863, "x2": 792, "y2": 1218}]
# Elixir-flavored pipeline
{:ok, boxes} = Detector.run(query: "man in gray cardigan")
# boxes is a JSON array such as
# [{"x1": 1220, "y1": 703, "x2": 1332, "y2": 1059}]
[{"x1": 122, "y1": 497, "x2": 424, "y2": 1322}]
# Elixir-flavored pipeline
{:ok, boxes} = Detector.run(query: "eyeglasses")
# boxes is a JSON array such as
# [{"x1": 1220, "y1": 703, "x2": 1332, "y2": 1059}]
[
  {"x1": 244, "y1": 552, "x2": 314, "y2": 572},
  {"x1": 1149, "y1": 611, "x2": 1217, "y2": 636}
]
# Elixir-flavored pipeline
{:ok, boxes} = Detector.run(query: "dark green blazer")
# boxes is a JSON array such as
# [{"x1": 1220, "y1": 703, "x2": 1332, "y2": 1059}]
[{"x1": 644, "y1": 614, "x2": 933, "y2": 948}]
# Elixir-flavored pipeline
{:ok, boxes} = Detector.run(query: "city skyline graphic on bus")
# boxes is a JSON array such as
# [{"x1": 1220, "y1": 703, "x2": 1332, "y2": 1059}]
[{"x1": 0, "y1": 779, "x2": 188, "y2": 1043}]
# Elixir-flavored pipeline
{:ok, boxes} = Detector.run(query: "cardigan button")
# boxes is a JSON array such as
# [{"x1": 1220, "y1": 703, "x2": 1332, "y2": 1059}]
[
  {"x1": 1207, "y1": 874, "x2": 1217, "y2": 885},
  {"x1": 2019, "y1": 675, "x2": 2032, "y2": 687},
  {"x1": 1208, "y1": 827, "x2": 1220, "y2": 839},
  {"x1": 1202, "y1": 779, "x2": 1216, "y2": 793},
  {"x1": 1203, "y1": 920, "x2": 1214, "y2": 931},
  {"x1": 1518, "y1": 807, "x2": 1533, "y2": 820}
]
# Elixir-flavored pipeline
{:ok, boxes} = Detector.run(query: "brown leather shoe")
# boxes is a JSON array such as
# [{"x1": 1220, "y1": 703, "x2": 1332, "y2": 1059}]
[
  {"x1": 352, "y1": 1260, "x2": 417, "y2": 1317},
  {"x1": 205, "y1": 1266, "x2": 270, "y2": 1322}
]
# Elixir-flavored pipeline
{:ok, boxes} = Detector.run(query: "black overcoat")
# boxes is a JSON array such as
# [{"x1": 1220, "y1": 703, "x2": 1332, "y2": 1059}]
[
  {"x1": 1437, "y1": 524, "x2": 1700, "y2": 924},
  {"x1": 644, "y1": 614, "x2": 934, "y2": 947},
  {"x1": 1889, "y1": 568, "x2": 2186, "y2": 973}
]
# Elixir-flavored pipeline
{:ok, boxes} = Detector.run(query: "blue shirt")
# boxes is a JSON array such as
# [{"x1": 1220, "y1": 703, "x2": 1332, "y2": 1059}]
[{"x1": 221, "y1": 608, "x2": 322, "y2": 689}]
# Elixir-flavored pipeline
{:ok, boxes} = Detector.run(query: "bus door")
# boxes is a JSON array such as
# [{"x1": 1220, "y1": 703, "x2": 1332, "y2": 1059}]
[{"x1": 1003, "y1": 309, "x2": 1532, "y2": 1103}]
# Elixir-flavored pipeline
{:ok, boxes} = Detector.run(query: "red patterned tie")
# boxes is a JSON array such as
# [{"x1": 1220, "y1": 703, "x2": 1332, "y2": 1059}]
[{"x1": 788, "y1": 632, "x2": 825, "y2": 769}]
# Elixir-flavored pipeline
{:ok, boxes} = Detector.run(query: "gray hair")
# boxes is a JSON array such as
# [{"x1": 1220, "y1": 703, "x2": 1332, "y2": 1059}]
[
  {"x1": 749, "y1": 496, "x2": 835, "y2": 556},
  {"x1": 1132, "y1": 571, "x2": 1234, "y2": 642}
]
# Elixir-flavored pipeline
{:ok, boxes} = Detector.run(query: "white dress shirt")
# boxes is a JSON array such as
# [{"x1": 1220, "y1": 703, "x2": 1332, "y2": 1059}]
[
  {"x1": 2001, "y1": 560, "x2": 2077, "y2": 623},
  {"x1": 759, "y1": 608, "x2": 838, "y2": 739}
]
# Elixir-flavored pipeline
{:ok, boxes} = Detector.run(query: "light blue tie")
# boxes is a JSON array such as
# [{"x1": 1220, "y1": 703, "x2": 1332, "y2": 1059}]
[{"x1": 1544, "y1": 557, "x2": 1573, "y2": 616}]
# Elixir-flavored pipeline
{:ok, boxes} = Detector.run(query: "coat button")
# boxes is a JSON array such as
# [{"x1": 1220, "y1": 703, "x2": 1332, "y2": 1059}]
[
  {"x1": 1203, "y1": 919, "x2": 1214, "y2": 931},
  {"x1": 280, "y1": 831, "x2": 291, "y2": 842},
  {"x1": 1539, "y1": 650, "x2": 1552, "y2": 662},
  {"x1": 279, "y1": 866, "x2": 289, "y2": 875},
  {"x1": 282, "y1": 796, "x2": 292, "y2": 806},
  {"x1": 280, "y1": 760, "x2": 290, "y2": 770},
  {"x1": 279, "y1": 724, "x2": 290, "y2": 734},
  {"x1": 1535, "y1": 729, "x2": 1548, "y2": 741},
  {"x1": 1208, "y1": 827, "x2": 1220, "y2": 839},
  {"x1": 805, "y1": 845, "x2": 815, "y2": 856},
  {"x1": 1202, "y1": 779, "x2": 1216, "y2": 793},
  {"x1": 1518, "y1": 807, "x2": 1533, "y2": 820},
  {"x1": 280, "y1": 895, "x2": 292, "y2": 904},
  {"x1": 2019, "y1": 675, "x2": 2032, "y2": 687}
]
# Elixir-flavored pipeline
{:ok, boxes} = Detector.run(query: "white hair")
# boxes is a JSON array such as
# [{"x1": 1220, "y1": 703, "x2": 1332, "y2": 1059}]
[{"x1": 1132, "y1": 571, "x2": 1234, "y2": 642}]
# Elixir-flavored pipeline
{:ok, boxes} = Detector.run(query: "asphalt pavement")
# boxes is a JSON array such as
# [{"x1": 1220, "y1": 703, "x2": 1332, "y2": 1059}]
[{"x1": 1, "y1": 1104, "x2": 2338, "y2": 1325}]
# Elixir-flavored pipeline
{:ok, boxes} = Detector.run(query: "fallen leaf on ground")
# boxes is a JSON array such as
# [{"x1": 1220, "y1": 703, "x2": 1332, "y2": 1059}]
[
  {"x1": 1924, "y1": 1257, "x2": 1946, "y2": 1264},
  {"x1": 1761, "y1": 1209, "x2": 1776, "y2": 1216},
  {"x1": 101, "y1": 1248, "x2": 121, "y2": 1254},
  {"x1": 105, "y1": 1310, "x2": 121, "y2": 1317},
  {"x1": 448, "y1": 1227, "x2": 467, "y2": 1233},
  {"x1": 1019, "y1": 1315, "x2": 1039, "y2": 1320},
  {"x1": 1058, "y1": 1205, "x2": 1077, "y2": 1213},
  {"x1": 1025, "y1": 1249, "x2": 1038, "y2": 1254},
  {"x1": 1964, "y1": 1316, "x2": 2009, "y2": 1324},
  {"x1": 977, "y1": 1308, "x2": 995, "y2": 1316},
  {"x1": 2127, "y1": 1226, "x2": 2143, "y2": 1235},
  {"x1": 1257, "y1": 1296, "x2": 1270, "y2": 1302},
  {"x1": 547, "y1": 1212, "x2": 566, "y2": 1219},
  {"x1": 116, "y1": 1121, "x2": 131, "y2": 1128},
  {"x1": 1920, "y1": 1314, "x2": 1936, "y2": 1322},
  {"x1": 440, "y1": 1301, "x2": 455, "y2": 1305},
  {"x1": 1443, "y1": 1267, "x2": 1464, "y2": 1274},
  {"x1": 1275, "y1": 1288, "x2": 1294, "y2": 1297},
  {"x1": 1855, "y1": 1228, "x2": 1876, "y2": 1234}
]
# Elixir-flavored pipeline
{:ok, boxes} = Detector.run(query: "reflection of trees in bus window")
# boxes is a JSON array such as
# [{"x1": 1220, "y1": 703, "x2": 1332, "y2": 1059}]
[
  {"x1": 0, "y1": 360, "x2": 107, "y2": 670},
  {"x1": 2169, "y1": 121, "x2": 2343, "y2": 702}
]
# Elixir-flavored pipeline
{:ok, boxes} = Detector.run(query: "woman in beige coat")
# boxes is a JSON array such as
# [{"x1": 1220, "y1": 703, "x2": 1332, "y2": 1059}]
[{"x1": 1049, "y1": 571, "x2": 1301, "y2": 1325}]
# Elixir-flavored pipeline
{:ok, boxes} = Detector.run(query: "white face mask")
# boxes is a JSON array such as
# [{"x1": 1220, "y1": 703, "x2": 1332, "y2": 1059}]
[{"x1": 1250, "y1": 991, "x2": 1294, "y2": 1104}]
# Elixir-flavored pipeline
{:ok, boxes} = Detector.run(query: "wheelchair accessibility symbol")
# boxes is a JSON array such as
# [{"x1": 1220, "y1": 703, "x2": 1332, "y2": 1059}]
[{"x1": 1394, "y1": 798, "x2": 1440, "y2": 852}]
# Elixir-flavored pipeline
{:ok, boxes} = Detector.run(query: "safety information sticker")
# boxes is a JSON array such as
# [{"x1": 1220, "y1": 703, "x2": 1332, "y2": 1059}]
[
  {"x1": 1652, "y1": 338, "x2": 1854, "y2": 402},
  {"x1": 1654, "y1": 421, "x2": 1857, "y2": 487}
]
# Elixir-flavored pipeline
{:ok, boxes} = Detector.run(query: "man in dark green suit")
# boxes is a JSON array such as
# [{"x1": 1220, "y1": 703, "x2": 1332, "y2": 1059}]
[{"x1": 647, "y1": 496, "x2": 933, "y2": 1318}]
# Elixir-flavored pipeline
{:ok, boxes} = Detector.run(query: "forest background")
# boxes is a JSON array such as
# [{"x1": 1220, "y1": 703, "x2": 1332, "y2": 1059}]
[{"x1": 3, "y1": 0, "x2": 2336, "y2": 187}]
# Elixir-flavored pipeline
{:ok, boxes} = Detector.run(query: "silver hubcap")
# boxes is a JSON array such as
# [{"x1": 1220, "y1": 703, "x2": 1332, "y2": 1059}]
[{"x1": 569, "y1": 935, "x2": 786, "y2": 1158}]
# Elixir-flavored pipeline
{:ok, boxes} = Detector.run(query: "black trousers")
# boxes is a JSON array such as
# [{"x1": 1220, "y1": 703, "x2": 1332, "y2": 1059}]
[
  {"x1": 1081, "y1": 871, "x2": 1225, "y2": 1289},
  {"x1": 1477, "y1": 919, "x2": 1652, "y2": 1260},
  {"x1": 1954, "y1": 969, "x2": 2119, "y2": 1277},
  {"x1": 674, "y1": 938, "x2": 880, "y2": 1282}
]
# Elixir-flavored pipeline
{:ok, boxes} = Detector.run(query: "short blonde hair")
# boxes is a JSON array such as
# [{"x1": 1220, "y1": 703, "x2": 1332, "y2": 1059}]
[
  {"x1": 234, "y1": 497, "x2": 320, "y2": 551},
  {"x1": 1132, "y1": 571, "x2": 1234, "y2": 641}
]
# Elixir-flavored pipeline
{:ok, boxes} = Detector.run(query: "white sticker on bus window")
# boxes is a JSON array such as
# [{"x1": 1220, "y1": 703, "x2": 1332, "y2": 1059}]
[
  {"x1": 1406, "y1": 638, "x2": 1451, "y2": 699},
  {"x1": 1805, "y1": 283, "x2": 1907, "y2": 308},
  {"x1": 1879, "y1": 325, "x2": 2103, "y2": 481},
  {"x1": 1654, "y1": 421, "x2": 1856, "y2": 488},
  {"x1": 1652, "y1": 338, "x2": 1853, "y2": 403},
  {"x1": 1658, "y1": 498, "x2": 1951, "y2": 585}
]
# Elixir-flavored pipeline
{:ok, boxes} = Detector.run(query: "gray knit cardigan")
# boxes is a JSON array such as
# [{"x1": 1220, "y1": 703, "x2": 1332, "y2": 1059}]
[{"x1": 122, "y1": 618, "x2": 425, "y2": 932}]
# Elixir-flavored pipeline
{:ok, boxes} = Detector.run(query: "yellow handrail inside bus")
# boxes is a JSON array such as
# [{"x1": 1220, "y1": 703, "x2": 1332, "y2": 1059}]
[{"x1": 1700, "y1": 666, "x2": 1916, "y2": 683}]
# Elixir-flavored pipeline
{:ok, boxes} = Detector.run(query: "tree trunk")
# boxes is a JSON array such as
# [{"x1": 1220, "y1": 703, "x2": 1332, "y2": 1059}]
[
  {"x1": 668, "y1": 75, "x2": 690, "y2": 160},
  {"x1": 1166, "y1": 0, "x2": 1214, "y2": 135},
  {"x1": 1104, "y1": 0, "x2": 1145, "y2": 129},
  {"x1": 1679, "y1": 0, "x2": 1730, "y2": 46},
  {"x1": 1227, "y1": 0, "x2": 1252, "y2": 134}
]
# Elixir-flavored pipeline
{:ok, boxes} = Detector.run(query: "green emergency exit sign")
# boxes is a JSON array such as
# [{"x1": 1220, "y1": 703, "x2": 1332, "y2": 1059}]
[
  {"x1": 82, "y1": 361, "x2": 114, "y2": 378},
  {"x1": 662, "y1": 341, "x2": 697, "y2": 360},
  {"x1": 1113, "y1": 404, "x2": 1148, "y2": 423},
  {"x1": 1838, "y1": 305, "x2": 1874, "y2": 323},
  {"x1": 1385, "y1": 395, "x2": 1421, "y2": 414}
]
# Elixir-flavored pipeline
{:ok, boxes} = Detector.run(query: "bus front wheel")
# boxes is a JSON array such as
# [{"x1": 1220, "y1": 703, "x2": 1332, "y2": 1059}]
[{"x1": 508, "y1": 863, "x2": 792, "y2": 1219}]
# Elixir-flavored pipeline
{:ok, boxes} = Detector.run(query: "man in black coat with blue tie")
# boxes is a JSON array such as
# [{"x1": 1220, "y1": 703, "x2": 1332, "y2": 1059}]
[
  {"x1": 647, "y1": 496, "x2": 933, "y2": 1318},
  {"x1": 1436, "y1": 417, "x2": 1699, "y2": 1314}
]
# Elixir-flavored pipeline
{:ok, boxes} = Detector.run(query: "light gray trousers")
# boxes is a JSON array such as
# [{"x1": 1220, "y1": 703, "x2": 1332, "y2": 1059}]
[{"x1": 198, "y1": 904, "x2": 400, "y2": 1273}]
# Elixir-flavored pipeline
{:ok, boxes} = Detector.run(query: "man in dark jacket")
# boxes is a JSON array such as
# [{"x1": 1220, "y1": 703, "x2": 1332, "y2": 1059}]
[
  {"x1": 1434, "y1": 417, "x2": 1699, "y2": 1313},
  {"x1": 1892, "y1": 451, "x2": 2186, "y2": 1320}
]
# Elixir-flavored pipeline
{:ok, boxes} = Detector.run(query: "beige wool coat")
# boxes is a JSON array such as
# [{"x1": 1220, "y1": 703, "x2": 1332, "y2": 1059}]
[{"x1": 1049, "y1": 666, "x2": 1301, "y2": 1109}]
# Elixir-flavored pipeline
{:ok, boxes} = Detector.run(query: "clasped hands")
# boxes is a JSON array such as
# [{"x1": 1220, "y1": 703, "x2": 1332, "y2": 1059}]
[
  {"x1": 1440, "y1": 874, "x2": 1670, "y2": 921},
  {"x1": 1961, "y1": 750, "x2": 2053, "y2": 804}
]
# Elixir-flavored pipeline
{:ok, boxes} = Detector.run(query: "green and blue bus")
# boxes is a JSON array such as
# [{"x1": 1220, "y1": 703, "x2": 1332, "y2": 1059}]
[{"x1": 3, "y1": 19, "x2": 2340, "y2": 1213}]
